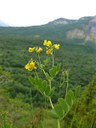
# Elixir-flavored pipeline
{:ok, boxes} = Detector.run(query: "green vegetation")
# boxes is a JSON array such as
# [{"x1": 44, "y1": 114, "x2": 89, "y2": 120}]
[{"x1": 0, "y1": 27, "x2": 96, "y2": 128}]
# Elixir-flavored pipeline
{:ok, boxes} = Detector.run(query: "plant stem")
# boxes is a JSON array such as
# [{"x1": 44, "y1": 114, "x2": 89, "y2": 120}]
[
  {"x1": 66, "y1": 80, "x2": 68, "y2": 96},
  {"x1": 52, "y1": 53, "x2": 54, "y2": 67},
  {"x1": 42, "y1": 69, "x2": 46, "y2": 76},
  {"x1": 65, "y1": 70, "x2": 69, "y2": 96},
  {"x1": 49, "y1": 80, "x2": 51, "y2": 90},
  {"x1": 57, "y1": 119, "x2": 61, "y2": 128},
  {"x1": 49, "y1": 97, "x2": 54, "y2": 109},
  {"x1": 38, "y1": 54, "x2": 41, "y2": 63}
]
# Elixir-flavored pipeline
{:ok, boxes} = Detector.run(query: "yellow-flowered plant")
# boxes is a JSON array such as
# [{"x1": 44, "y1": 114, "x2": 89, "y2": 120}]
[
  {"x1": 35, "y1": 47, "x2": 43, "y2": 54},
  {"x1": 43, "y1": 40, "x2": 60, "y2": 55},
  {"x1": 28, "y1": 47, "x2": 35, "y2": 52},
  {"x1": 25, "y1": 40, "x2": 81, "y2": 128},
  {"x1": 25, "y1": 40, "x2": 60, "y2": 71},
  {"x1": 53, "y1": 44, "x2": 60, "y2": 50},
  {"x1": 43, "y1": 40, "x2": 52, "y2": 47},
  {"x1": 46, "y1": 48, "x2": 53, "y2": 55},
  {"x1": 25, "y1": 60, "x2": 36, "y2": 71}
]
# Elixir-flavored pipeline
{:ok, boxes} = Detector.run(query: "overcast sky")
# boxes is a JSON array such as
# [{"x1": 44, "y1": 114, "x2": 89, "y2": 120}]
[{"x1": 0, "y1": 0, "x2": 96, "y2": 26}]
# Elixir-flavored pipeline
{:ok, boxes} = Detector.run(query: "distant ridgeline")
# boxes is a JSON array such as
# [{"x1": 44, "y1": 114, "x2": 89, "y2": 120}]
[{"x1": 0, "y1": 16, "x2": 96, "y2": 42}]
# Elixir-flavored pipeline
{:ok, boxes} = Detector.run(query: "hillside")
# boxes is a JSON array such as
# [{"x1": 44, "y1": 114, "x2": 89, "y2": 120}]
[{"x1": 0, "y1": 16, "x2": 95, "y2": 42}]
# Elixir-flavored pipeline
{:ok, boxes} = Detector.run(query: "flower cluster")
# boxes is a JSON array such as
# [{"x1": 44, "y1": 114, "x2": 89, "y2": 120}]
[
  {"x1": 25, "y1": 40, "x2": 60, "y2": 71},
  {"x1": 43, "y1": 40, "x2": 60, "y2": 55},
  {"x1": 28, "y1": 47, "x2": 43, "y2": 54}
]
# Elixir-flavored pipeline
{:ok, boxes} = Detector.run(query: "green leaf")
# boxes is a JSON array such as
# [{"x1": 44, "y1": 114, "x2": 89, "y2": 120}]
[
  {"x1": 49, "y1": 64, "x2": 60, "y2": 78},
  {"x1": 49, "y1": 109, "x2": 59, "y2": 119},
  {"x1": 28, "y1": 76, "x2": 35, "y2": 85},
  {"x1": 29, "y1": 76, "x2": 38, "y2": 89},
  {"x1": 75, "y1": 85, "x2": 81, "y2": 98},
  {"x1": 38, "y1": 63, "x2": 44, "y2": 70},
  {"x1": 68, "y1": 90, "x2": 76, "y2": 103},
  {"x1": 43, "y1": 58, "x2": 50, "y2": 65},
  {"x1": 29, "y1": 76, "x2": 51, "y2": 96},
  {"x1": 42, "y1": 80, "x2": 48, "y2": 92},
  {"x1": 33, "y1": 77, "x2": 42, "y2": 90},
  {"x1": 66, "y1": 92, "x2": 73, "y2": 107},
  {"x1": 42, "y1": 80, "x2": 50, "y2": 96},
  {"x1": 54, "y1": 104, "x2": 64, "y2": 119},
  {"x1": 65, "y1": 90, "x2": 76, "y2": 108},
  {"x1": 29, "y1": 76, "x2": 43, "y2": 94},
  {"x1": 45, "y1": 86, "x2": 50, "y2": 96},
  {"x1": 45, "y1": 72, "x2": 51, "y2": 80},
  {"x1": 58, "y1": 98, "x2": 69, "y2": 113}
]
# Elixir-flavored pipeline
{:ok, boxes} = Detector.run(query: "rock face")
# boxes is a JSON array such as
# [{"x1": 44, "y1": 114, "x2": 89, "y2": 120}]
[
  {"x1": 66, "y1": 16, "x2": 96, "y2": 42},
  {"x1": 67, "y1": 29, "x2": 85, "y2": 39},
  {"x1": 66, "y1": 27, "x2": 95, "y2": 42}
]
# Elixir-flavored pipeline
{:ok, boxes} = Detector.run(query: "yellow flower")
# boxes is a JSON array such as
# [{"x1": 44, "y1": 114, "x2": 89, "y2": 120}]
[
  {"x1": 28, "y1": 47, "x2": 35, "y2": 52},
  {"x1": 53, "y1": 44, "x2": 60, "y2": 50},
  {"x1": 35, "y1": 47, "x2": 43, "y2": 54},
  {"x1": 43, "y1": 40, "x2": 52, "y2": 47},
  {"x1": 46, "y1": 49, "x2": 53, "y2": 55},
  {"x1": 25, "y1": 61, "x2": 36, "y2": 71}
]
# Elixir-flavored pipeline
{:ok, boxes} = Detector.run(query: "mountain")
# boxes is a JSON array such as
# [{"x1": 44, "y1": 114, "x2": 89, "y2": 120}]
[
  {"x1": 47, "y1": 18, "x2": 76, "y2": 25},
  {"x1": 0, "y1": 16, "x2": 95, "y2": 42},
  {"x1": 0, "y1": 20, "x2": 9, "y2": 27}
]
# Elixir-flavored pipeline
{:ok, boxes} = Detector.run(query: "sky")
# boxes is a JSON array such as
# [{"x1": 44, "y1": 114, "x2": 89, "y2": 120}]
[{"x1": 0, "y1": 0, "x2": 96, "y2": 26}]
